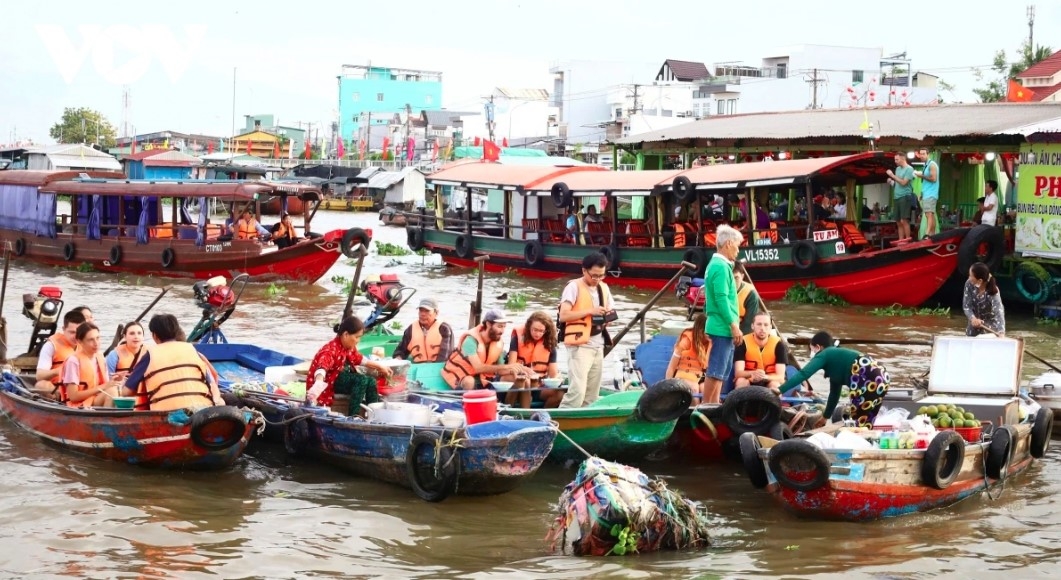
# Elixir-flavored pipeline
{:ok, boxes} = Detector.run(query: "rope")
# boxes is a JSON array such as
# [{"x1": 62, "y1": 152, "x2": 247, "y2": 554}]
[{"x1": 550, "y1": 421, "x2": 596, "y2": 460}]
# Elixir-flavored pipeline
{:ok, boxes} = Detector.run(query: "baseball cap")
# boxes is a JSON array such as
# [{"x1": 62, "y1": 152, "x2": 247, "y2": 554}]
[
  {"x1": 482, "y1": 309, "x2": 510, "y2": 323},
  {"x1": 813, "y1": 195, "x2": 823, "y2": 204},
  {"x1": 418, "y1": 298, "x2": 439, "y2": 311}
]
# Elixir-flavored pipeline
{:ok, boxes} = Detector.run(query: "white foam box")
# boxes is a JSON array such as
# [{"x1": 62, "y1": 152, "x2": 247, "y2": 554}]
[{"x1": 264, "y1": 365, "x2": 298, "y2": 384}]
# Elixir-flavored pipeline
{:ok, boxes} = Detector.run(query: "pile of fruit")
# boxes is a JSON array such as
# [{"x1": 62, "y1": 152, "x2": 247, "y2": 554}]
[{"x1": 917, "y1": 404, "x2": 979, "y2": 429}]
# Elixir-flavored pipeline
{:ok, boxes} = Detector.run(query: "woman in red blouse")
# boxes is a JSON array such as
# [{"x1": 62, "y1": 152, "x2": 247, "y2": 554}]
[{"x1": 306, "y1": 316, "x2": 392, "y2": 406}]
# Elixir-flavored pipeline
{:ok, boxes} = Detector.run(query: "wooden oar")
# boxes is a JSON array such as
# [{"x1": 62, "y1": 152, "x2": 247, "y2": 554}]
[
  {"x1": 980, "y1": 326, "x2": 1061, "y2": 375},
  {"x1": 469, "y1": 255, "x2": 489, "y2": 328},
  {"x1": 342, "y1": 250, "x2": 367, "y2": 322},
  {"x1": 103, "y1": 285, "x2": 173, "y2": 356},
  {"x1": 603, "y1": 260, "x2": 696, "y2": 358},
  {"x1": 0, "y1": 243, "x2": 10, "y2": 363}
]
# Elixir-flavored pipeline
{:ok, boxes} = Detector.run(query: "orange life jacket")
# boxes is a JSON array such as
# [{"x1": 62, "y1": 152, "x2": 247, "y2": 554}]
[
  {"x1": 274, "y1": 222, "x2": 296, "y2": 240},
  {"x1": 63, "y1": 351, "x2": 107, "y2": 408},
  {"x1": 742, "y1": 334, "x2": 781, "y2": 375},
  {"x1": 137, "y1": 341, "x2": 214, "y2": 411},
  {"x1": 237, "y1": 218, "x2": 258, "y2": 240},
  {"x1": 513, "y1": 327, "x2": 552, "y2": 375},
  {"x1": 673, "y1": 223, "x2": 686, "y2": 248},
  {"x1": 561, "y1": 280, "x2": 612, "y2": 347},
  {"x1": 408, "y1": 320, "x2": 445, "y2": 363},
  {"x1": 737, "y1": 282, "x2": 754, "y2": 320},
  {"x1": 441, "y1": 328, "x2": 503, "y2": 388},
  {"x1": 114, "y1": 343, "x2": 147, "y2": 373},
  {"x1": 675, "y1": 329, "x2": 709, "y2": 376},
  {"x1": 48, "y1": 334, "x2": 78, "y2": 386}
]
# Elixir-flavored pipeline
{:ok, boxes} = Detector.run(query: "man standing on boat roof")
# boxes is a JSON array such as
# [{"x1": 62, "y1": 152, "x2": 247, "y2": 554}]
[
  {"x1": 702, "y1": 225, "x2": 744, "y2": 404},
  {"x1": 392, "y1": 298, "x2": 454, "y2": 363},
  {"x1": 557, "y1": 252, "x2": 615, "y2": 407}
]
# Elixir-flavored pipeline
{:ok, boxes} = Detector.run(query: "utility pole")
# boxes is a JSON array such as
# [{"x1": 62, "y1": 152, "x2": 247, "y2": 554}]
[
  {"x1": 404, "y1": 103, "x2": 412, "y2": 165},
  {"x1": 485, "y1": 95, "x2": 496, "y2": 143},
  {"x1": 812, "y1": 69, "x2": 819, "y2": 109},
  {"x1": 631, "y1": 84, "x2": 641, "y2": 114},
  {"x1": 1028, "y1": 5, "x2": 1036, "y2": 54}
]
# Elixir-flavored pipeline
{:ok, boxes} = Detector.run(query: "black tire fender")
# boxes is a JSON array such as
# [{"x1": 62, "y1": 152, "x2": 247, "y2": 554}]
[
  {"x1": 109, "y1": 244, "x2": 122, "y2": 265},
  {"x1": 63, "y1": 242, "x2": 76, "y2": 261},
  {"x1": 681, "y1": 247, "x2": 707, "y2": 276},
  {"x1": 160, "y1": 247, "x2": 175, "y2": 269},
  {"x1": 408, "y1": 227, "x2": 426, "y2": 252},
  {"x1": 957, "y1": 224, "x2": 1005, "y2": 275},
  {"x1": 1014, "y1": 261, "x2": 1053, "y2": 305},
  {"x1": 767, "y1": 439, "x2": 831, "y2": 492},
  {"x1": 921, "y1": 430, "x2": 965, "y2": 489},
  {"x1": 791, "y1": 240, "x2": 818, "y2": 269},
  {"x1": 282, "y1": 408, "x2": 311, "y2": 454},
  {"x1": 189, "y1": 406, "x2": 247, "y2": 451},
  {"x1": 721, "y1": 386, "x2": 783, "y2": 436},
  {"x1": 406, "y1": 430, "x2": 460, "y2": 502},
  {"x1": 672, "y1": 176, "x2": 694, "y2": 204},
  {"x1": 599, "y1": 243, "x2": 619, "y2": 270},
  {"x1": 739, "y1": 432, "x2": 769, "y2": 489},
  {"x1": 454, "y1": 234, "x2": 474, "y2": 259},
  {"x1": 523, "y1": 240, "x2": 544, "y2": 266},
  {"x1": 551, "y1": 182, "x2": 572, "y2": 208},
  {"x1": 636, "y1": 378, "x2": 694, "y2": 423},
  {"x1": 341, "y1": 227, "x2": 372, "y2": 259},
  {"x1": 14, "y1": 238, "x2": 26, "y2": 257},
  {"x1": 986, "y1": 425, "x2": 1015, "y2": 479},
  {"x1": 1030, "y1": 410, "x2": 1053, "y2": 459}
]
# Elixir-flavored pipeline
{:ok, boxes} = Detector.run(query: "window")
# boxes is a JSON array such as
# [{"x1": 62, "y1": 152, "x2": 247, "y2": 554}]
[
  {"x1": 615, "y1": 107, "x2": 623, "y2": 119},
  {"x1": 351, "y1": 92, "x2": 360, "y2": 101},
  {"x1": 425, "y1": 95, "x2": 433, "y2": 105},
  {"x1": 777, "y1": 63, "x2": 787, "y2": 79},
  {"x1": 853, "y1": 70, "x2": 864, "y2": 83},
  {"x1": 717, "y1": 100, "x2": 725, "y2": 115},
  {"x1": 377, "y1": 93, "x2": 384, "y2": 102}
]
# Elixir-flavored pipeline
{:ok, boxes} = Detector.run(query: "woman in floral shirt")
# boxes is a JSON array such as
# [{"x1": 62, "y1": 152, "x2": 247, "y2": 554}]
[
  {"x1": 962, "y1": 263, "x2": 1005, "y2": 337},
  {"x1": 307, "y1": 316, "x2": 391, "y2": 407}
]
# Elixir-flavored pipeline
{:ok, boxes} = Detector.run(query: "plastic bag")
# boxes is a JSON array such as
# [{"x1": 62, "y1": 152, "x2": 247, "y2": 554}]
[{"x1": 872, "y1": 405, "x2": 908, "y2": 428}]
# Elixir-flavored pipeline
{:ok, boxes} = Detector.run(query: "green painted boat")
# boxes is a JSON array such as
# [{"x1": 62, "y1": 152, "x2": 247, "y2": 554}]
[
  {"x1": 407, "y1": 362, "x2": 689, "y2": 462},
  {"x1": 357, "y1": 328, "x2": 402, "y2": 357}
]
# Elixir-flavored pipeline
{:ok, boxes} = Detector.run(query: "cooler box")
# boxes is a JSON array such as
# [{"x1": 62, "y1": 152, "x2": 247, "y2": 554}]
[
  {"x1": 264, "y1": 365, "x2": 298, "y2": 384},
  {"x1": 659, "y1": 320, "x2": 694, "y2": 336}
]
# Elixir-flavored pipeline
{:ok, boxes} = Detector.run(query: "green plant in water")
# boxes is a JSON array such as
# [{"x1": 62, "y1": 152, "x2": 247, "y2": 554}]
[
  {"x1": 374, "y1": 241, "x2": 412, "y2": 256},
  {"x1": 389, "y1": 320, "x2": 404, "y2": 330},
  {"x1": 505, "y1": 292, "x2": 528, "y2": 311},
  {"x1": 868, "y1": 304, "x2": 951, "y2": 317},
  {"x1": 783, "y1": 282, "x2": 848, "y2": 306},
  {"x1": 415, "y1": 248, "x2": 430, "y2": 256},
  {"x1": 330, "y1": 275, "x2": 353, "y2": 294},
  {"x1": 264, "y1": 283, "x2": 287, "y2": 299},
  {"x1": 606, "y1": 524, "x2": 640, "y2": 556},
  {"x1": 1036, "y1": 317, "x2": 1061, "y2": 326}
]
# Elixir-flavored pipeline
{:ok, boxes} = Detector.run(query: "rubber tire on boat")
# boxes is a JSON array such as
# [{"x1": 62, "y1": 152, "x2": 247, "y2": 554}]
[
  {"x1": 551, "y1": 182, "x2": 572, "y2": 208},
  {"x1": 957, "y1": 224, "x2": 1005, "y2": 275},
  {"x1": 13, "y1": 237, "x2": 25, "y2": 257},
  {"x1": 160, "y1": 247, "x2": 175, "y2": 269},
  {"x1": 341, "y1": 227, "x2": 371, "y2": 259},
  {"x1": 1015, "y1": 261, "x2": 1053, "y2": 304},
  {"x1": 1030, "y1": 409, "x2": 1054, "y2": 459},
  {"x1": 530, "y1": 411, "x2": 551, "y2": 423},
  {"x1": 720, "y1": 386, "x2": 782, "y2": 437},
  {"x1": 739, "y1": 432, "x2": 769, "y2": 489},
  {"x1": 986, "y1": 425, "x2": 1016, "y2": 479},
  {"x1": 791, "y1": 240, "x2": 817, "y2": 270},
  {"x1": 672, "y1": 176, "x2": 695, "y2": 204},
  {"x1": 598, "y1": 243, "x2": 619, "y2": 270},
  {"x1": 921, "y1": 430, "x2": 965, "y2": 489},
  {"x1": 406, "y1": 430, "x2": 460, "y2": 502},
  {"x1": 767, "y1": 439, "x2": 831, "y2": 492},
  {"x1": 63, "y1": 242, "x2": 76, "y2": 261},
  {"x1": 455, "y1": 234, "x2": 474, "y2": 259},
  {"x1": 283, "y1": 408, "x2": 311, "y2": 454},
  {"x1": 681, "y1": 247, "x2": 707, "y2": 276},
  {"x1": 636, "y1": 378, "x2": 694, "y2": 423},
  {"x1": 408, "y1": 226, "x2": 426, "y2": 252},
  {"x1": 523, "y1": 240, "x2": 544, "y2": 267},
  {"x1": 189, "y1": 406, "x2": 247, "y2": 451},
  {"x1": 109, "y1": 245, "x2": 122, "y2": 265}
]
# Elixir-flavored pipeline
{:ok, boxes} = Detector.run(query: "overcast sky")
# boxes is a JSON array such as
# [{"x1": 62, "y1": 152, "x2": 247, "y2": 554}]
[{"x1": 2, "y1": 0, "x2": 1058, "y2": 144}]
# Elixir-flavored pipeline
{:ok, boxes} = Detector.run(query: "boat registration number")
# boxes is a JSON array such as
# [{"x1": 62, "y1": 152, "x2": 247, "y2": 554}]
[
  {"x1": 742, "y1": 248, "x2": 780, "y2": 262},
  {"x1": 204, "y1": 241, "x2": 232, "y2": 253}
]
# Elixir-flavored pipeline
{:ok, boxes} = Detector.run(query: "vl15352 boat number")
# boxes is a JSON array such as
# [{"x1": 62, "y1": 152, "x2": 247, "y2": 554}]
[
  {"x1": 204, "y1": 241, "x2": 232, "y2": 253},
  {"x1": 742, "y1": 248, "x2": 780, "y2": 262}
]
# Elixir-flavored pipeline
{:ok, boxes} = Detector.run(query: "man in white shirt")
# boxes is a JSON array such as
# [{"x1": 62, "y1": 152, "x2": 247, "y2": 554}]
[{"x1": 982, "y1": 180, "x2": 999, "y2": 226}]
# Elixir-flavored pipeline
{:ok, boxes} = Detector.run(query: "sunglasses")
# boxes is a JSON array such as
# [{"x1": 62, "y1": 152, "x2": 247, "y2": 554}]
[{"x1": 585, "y1": 271, "x2": 607, "y2": 279}]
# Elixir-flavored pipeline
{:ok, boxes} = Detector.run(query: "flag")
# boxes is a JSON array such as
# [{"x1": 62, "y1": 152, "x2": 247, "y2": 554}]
[
  {"x1": 162, "y1": 138, "x2": 169, "y2": 149},
  {"x1": 130, "y1": 138, "x2": 137, "y2": 155},
  {"x1": 502, "y1": 137, "x2": 508, "y2": 148},
  {"x1": 304, "y1": 138, "x2": 312, "y2": 159},
  {"x1": 1007, "y1": 79, "x2": 1035, "y2": 102},
  {"x1": 443, "y1": 138, "x2": 453, "y2": 161},
  {"x1": 473, "y1": 136, "x2": 481, "y2": 146},
  {"x1": 337, "y1": 138, "x2": 345, "y2": 158},
  {"x1": 482, "y1": 140, "x2": 501, "y2": 162},
  {"x1": 432, "y1": 140, "x2": 439, "y2": 161},
  {"x1": 858, "y1": 110, "x2": 870, "y2": 131},
  {"x1": 273, "y1": 141, "x2": 281, "y2": 158},
  {"x1": 382, "y1": 136, "x2": 391, "y2": 160},
  {"x1": 407, "y1": 138, "x2": 415, "y2": 162},
  {"x1": 359, "y1": 138, "x2": 366, "y2": 160},
  {"x1": 245, "y1": 138, "x2": 253, "y2": 156},
  {"x1": 207, "y1": 140, "x2": 214, "y2": 154}
]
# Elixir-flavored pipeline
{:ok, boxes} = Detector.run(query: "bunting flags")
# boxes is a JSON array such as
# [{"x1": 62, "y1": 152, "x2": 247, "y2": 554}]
[
  {"x1": 407, "y1": 138, "x2": 415, "y2": 162},
  {"x1": 358, "y1": 138, "x2": 366, "y2": 161},
  {"x1": 473, "y1": 136, "x2": 481, "y2": 146},
  {"x1": 432, "y1": 140, "x2": 439, "y2": 161},
  {"x1": 207, "y1": 140, "x2": 214, "y2": 154},
  {"x1": 245, "y1": 138, "x2": 253, "y2": 156},
  {"x1": 273, "y1": 141, "x2": 281, "y2": 158},
  {"x1": 337, "y1": 138, "x2": 345, "y2": 158},
  {"x1": 381, "y1": 136, "x2": 391, "y2": 160},
  {"x1": 482, "y1": 140, "x2": 501, "y2": 162},
  {"x1": 303, "y1": 138, "x2": 312, "y2": 159},
  {"x1": 442, "y1": 138, "x2": 453, "y2": 161},
  {"x1": 502, "y1": 137, "x2": 508, "y2": 148},
  {"x1": 1007, "y1": 79, "x2": 1035, "y2": 102}
]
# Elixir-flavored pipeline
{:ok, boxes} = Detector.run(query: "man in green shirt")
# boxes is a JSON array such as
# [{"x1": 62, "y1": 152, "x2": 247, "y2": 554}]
[{"x1": 702, "y1": 224, "x2": 744, "y2": 404}]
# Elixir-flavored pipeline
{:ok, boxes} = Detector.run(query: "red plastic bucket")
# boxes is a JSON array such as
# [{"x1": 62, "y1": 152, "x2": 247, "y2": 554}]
[{"x1": 462, "y1": 389, "x2": 498, "y2": 425}]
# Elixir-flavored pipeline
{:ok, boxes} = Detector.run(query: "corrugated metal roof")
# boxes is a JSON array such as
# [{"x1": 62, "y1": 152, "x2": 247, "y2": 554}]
[
  {"x1": 496, "y1": 88, "x2": 549, "y2": 100},
  {"x1": 141, "y1": 149, "x2": 202, "y2": 166},
  {"x1": 1018, "y1": 49, "x2": 1061, "y2": 78},
  {"x1": 0, "y1": 170, "x2": 125, "y2": 186},
  {"x1": 616, "y1": 102, "x2": 1061, "y2": 145},
  {"x1": 427, "y1": 164, "x2": 603, "y2": 189},
  {"x1": 46, "y1": 154, "x2": 122, "y2": 170},
  {"x1": 367, "y1": 167, "x2": 423, "y2": 190}
]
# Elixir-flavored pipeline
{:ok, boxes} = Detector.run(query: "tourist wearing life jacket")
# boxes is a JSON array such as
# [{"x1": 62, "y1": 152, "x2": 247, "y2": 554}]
[
  {"x1": 61, "y1": 322, "x2": 125, "y2": 408},
  {"x1": 733, "y1": 312, "x2": 788, "y2": 390},
  {"x1": 665, "y1": 313, "x2": 710, "y2": 396},
  {"x1": 123, "y1": 314, "x2": 224, "y2": 412},
  {"x1": 501, "y1": 311, "x2": 561, "y2": 409},
  {"x1": 106, "y1": 321, "x2": 149, "y2": 375},
  {"x1": 441, "y1": 310, "x2": 531, "y2": 390},
  {"x1": 305, "y1": 316, "x2": 393, "y2": 408},
  {"x1": 733, "y1": 261, "x2": 760, "y2": 335},
  {"x1": 393, "y1": 298, "x2": 454, "y2": 363},
  {"x1": 235, "y1": 208, "x2": 269, "y2": 241},
  {"x1": 272, "y1": 213, "x2": 299, "y2": 249},
  {"x1": 557, "y1": 252, "x2": 616, "y2": 408},
  {"x1": 34, "y1": 309, "x2": 86, "y2": 398},
  {"x1": 702, "y1": 225, "x2": 744, "y2": 405}
]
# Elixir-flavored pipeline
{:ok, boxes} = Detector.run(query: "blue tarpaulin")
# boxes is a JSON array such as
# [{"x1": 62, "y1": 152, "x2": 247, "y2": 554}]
[
  {"x1": 87, "y1": 195, "x2": 101, "y2": 240},
  {"x1": 137, "y1": 196, "x2": 150, "y2": 244},
  {"x1": 196, "y1": 196, "x2": 207, "y2": 246}
]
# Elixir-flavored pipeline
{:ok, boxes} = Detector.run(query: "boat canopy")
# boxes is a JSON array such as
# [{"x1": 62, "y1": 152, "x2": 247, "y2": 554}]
[
  {"x1": 668, "y1": 152, "x2": 894, "y2": 191},
  {"x1": 39, "y1": 179, "x2": 280, "y2": 200},
  {"x1": 0, "y1": 170, "x2": 125, "y2": 186},
  {"x1": 427, "y1": 163, "x2": 604, "y2": 191},
  {"x1": 526, "y1": 169, "x2": 682, "y2": 197}
]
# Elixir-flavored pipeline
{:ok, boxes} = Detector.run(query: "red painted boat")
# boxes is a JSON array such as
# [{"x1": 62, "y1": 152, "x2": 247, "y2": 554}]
[
  {"x1": 260, "y1": 194, "x2": 306, "y2": 216},
  {"x1": 0, "y1": 171, "x2": 365, "y2": 283},
  {"x1": 412, "y1": 153, "x2": 989, "y2": 306},
  {"x1": 0, "y1": 371, "x2": 261, "y2": 469}
]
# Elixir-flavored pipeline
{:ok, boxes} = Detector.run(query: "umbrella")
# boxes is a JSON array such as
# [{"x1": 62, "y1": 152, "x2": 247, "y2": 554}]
[
  {"x1": 87, "y1": 194, "x2": 101, "y2": 240},
  {"x1": 196, "y1": 196, "x2": 207, "y2": 246},
  {"x1": 136, "y1": 196, "x2": 151, "y2": 244}
]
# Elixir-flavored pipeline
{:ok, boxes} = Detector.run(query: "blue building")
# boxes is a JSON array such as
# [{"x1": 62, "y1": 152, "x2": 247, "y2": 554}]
[
  {"x1": 123, "y1": 149, "x2": 201, "y2": 180},
  {"x1": 339, "y1": 65, "x2": 443, "y2": 146}
]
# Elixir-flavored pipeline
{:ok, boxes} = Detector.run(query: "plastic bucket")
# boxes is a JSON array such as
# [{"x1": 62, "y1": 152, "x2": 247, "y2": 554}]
[{"x1": 462, "y1": 389, "x2": 498, "y2": 425}]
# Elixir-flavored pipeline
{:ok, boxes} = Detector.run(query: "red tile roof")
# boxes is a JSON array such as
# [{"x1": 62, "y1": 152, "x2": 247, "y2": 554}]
[
  {"x1": 1030, "y1": 82, "x2": 1061, "y2": 102},
  {"x1": 123, "y1": 149, "x2": 169, "y2": 161},
  {"x1": 659, "y1": 59, "x2": 711, "y2": 82},
  {"x1": 1018, "y1": 49, "x2": 1061, "y2": 78}
]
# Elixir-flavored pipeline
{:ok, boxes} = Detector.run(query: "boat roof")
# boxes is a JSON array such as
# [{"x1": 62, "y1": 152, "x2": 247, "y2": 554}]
[
  {"x1": 669, "y1": 151, "x2": 895, "y2": 191},
  {"x1": 0, "y1": 170, "x2": 126, "y2": 186},
  {"x1": 39, "y1": 179, "x2": 284, "y2": 200},
  {"x1": 525, "y1": 169, "x2": 683, "y2": 196},
  {"x1": 426, "y1": 162, "x2": 605, "y2": 191}
]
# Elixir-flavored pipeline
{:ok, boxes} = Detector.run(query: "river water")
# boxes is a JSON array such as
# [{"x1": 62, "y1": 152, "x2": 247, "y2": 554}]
[{"x1": 1, "y1": 211, "x2": 1059, "y2": 579}]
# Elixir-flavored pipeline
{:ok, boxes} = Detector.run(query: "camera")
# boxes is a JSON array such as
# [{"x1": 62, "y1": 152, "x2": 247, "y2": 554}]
[{"x1": 592, "y1": 310, "x2": 618, "y2": 325}]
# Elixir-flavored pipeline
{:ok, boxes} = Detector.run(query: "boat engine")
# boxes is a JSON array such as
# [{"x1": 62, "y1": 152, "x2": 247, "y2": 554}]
[
  {"x1": 360, "y1": 273, "x2": 415, "y2": 330},
  {"x1": 21, "y1": 286, "x2": 65, "y2": 356},
  {"x1": 192, "y1": 276, "x2": 236, "y2": 312},
  {"x1": 187, "y1": 274, "x2": 249, "y2": 344}
]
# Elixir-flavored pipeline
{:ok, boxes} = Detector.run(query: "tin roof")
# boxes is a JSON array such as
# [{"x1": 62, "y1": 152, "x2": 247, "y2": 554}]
[
  {"x1": 0, "y1": 170, "x2": 126, "y2": 186},
  {"x1": 427, "y1": 163, "x2": 604, "y2": 190},
  {"x1": 367, "y1": 167, "x2": 422, "y2": 190},
  {"x1": 39, "y1": 179, "x2": 277, "y2": 200}
]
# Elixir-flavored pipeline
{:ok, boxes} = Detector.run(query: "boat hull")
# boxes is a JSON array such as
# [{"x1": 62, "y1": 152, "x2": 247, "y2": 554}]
[{"x1": 260, "y1": 196, "x2": 306, "y2": 216}]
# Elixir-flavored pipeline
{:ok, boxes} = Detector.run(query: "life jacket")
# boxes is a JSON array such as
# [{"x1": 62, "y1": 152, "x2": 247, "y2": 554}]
[
  {"x1": 675, "y1": 329, "x2": 709, "y2": 376},
  {"x1": 737, "y1": 282, "x2": 754, "y2": 320},
  {"x1": 237, "y1": 218, "x2": 258, "y2": 240},
  {"x1": 62, "y1": 351, "x2": 107, "y2": 408},
  {"x1": 441, "y1": 328, "x2": 503, "y2": 388},
  {"x1": 513, "y1": 327, "x2": 552, "y2": 375},
  {"x1": 114, "y1": 343, "x2": 147, "y2": 373},
  {"x1": 408, "y1": 320, "x2": 445, "y2": 363},
  {"x1": 137, "y1": 341, "x2": 214, "y2": 411},
  {"x1": 841, "y1": 222, "x2": 868, "y2": 249},
  {"x1": 274, "y1": 222, "x2": 295, "y2": 240},
  {"x1": 742, "y1": 334, "x2": 781, "y2": 375},
  {"x1": 673, "y1": 223, "x2": 686, "y2": 248},
  {"x1": 47, "y1": 334, "x2": 77, "y2": 386},
  {"x1": 561, "y1": 280, "x2": 612, "y2": 347}
]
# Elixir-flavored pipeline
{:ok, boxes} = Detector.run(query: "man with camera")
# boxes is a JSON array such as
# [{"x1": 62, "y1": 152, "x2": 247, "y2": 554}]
[{"x1": 557, "y1": 252, "x2": 616, "y2": 408}]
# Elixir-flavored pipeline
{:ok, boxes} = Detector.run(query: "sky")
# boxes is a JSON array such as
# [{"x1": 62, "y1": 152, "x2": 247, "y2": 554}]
[{"x1": 2, "y1": 0, "x2": 1059, "y2": 145}]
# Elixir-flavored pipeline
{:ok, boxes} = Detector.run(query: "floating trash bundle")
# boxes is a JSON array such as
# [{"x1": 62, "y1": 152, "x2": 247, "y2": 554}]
[{"x1": 548, "y1": 457, "x2": 711, "y2": 556}]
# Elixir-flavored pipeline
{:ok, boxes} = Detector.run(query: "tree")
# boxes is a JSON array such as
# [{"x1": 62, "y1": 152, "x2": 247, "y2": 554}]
[
  {"x1": 973, "y1": 40, "x2": 1054, "y2": 102},
  {"x1": 49, "y1": 107, "x2": 118, "y2": 148}
]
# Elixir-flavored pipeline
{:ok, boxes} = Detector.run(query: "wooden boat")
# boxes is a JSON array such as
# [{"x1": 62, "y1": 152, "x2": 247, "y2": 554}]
[
  {"x1": 0, "y1": 370, "x2": 259, "y2": 469},
  {"x1": 196, "y1": 343, "x2": 556, "y2": 500},
  {"x1": 407, "y1": 362, "x2": 692, "y2": 463},
  {"x1": 260, "y1": 195, "x2": 306, "y2": 216},
  {"x1": 740, "y1": 336, "x2": 1053, "y2": 521},
  {"x1": 408, "y1": 153, "x2": 984, "y2": 306},
  {"x1": 0, "y1": 171, "x2": 367, "y2": 283},
  {"x1": 379, "y1": 206, "x2": 407, "y2": 227}
]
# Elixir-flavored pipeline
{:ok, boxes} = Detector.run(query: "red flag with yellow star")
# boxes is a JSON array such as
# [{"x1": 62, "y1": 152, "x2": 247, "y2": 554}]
[{"x1": 1007, "y1": 79, "x2": 1035, "y2": 102}]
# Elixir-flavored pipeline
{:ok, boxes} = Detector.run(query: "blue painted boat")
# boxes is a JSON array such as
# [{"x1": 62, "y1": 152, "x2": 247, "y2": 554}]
[{"x1": 196, "y1": 343, "x2": 556, "y2": 500}]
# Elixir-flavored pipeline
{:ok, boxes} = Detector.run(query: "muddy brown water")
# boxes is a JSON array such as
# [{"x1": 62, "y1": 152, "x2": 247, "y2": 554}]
[{"x1": 1, "y1": 211, "x2": 1059, "y2": 578}]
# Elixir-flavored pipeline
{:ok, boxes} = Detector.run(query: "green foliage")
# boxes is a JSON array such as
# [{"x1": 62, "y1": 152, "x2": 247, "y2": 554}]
[
  {"x1": 264, "y1": 283, "x2": 287, "y2": 299},
  {"x1": 415, "y1": 248, "x2": 430, "y2": 256},
  {"x1": 1036, "y1": 316, "x2": 1061, "y2": 327},
  {"x1": 606, "y1": 524, "x2": 640, "y2": 556},
  {"x1": 620, "y1": 152, "x2": 636, "y2": 165},
  {"x1": 783, "y1": 282, "x2": 848, "y2": 306},
  {"x1": 868, "y1": 304, "x2": 951, "y2": 317},
  {"x1": 973, "y1": 41, "x2": 1054, "y2": 103},
  {"x1": 330, "y1": 275, "x2": 353, "y2": 294},
  {"x1": 389, "y1": 320, "x2": 404, "y2": 330},
  {"x1": 505, "y1": 292, "x2": 528, "y2": 311},
  {"x1": 75, "y1": 262, "x2": 94, "y2": 273},
  {"x1": 374, "y1": 241, "x2": 412, "y2": 256},
  {"x1": 49, "y1": 107, "x2": 118, "y2": 148}
]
